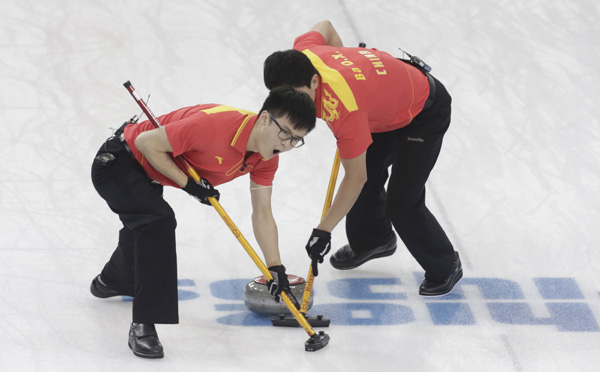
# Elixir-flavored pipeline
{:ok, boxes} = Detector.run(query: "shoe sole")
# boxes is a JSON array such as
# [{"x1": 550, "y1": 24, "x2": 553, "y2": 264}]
[
  {"x1": 90, "y1": 277, "x2": 133, "y2": 298},
  {"x1": 128, "y1": 341, "x2": 164, "y2": 359},
  {"x1": 419, "y1": 269, "x2": 463, "y2": 297},
  {"x1": 90, "y1": 280, "x2": 124, "y2": 299},
  {"x1": 331, "y1": 247, "x2": 397, "y2": 270}
]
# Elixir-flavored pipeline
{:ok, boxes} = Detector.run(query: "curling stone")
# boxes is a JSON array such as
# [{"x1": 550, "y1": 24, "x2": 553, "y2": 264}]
[{"x1": 244, "y1": 274, "x2": 313, "y2": 314}]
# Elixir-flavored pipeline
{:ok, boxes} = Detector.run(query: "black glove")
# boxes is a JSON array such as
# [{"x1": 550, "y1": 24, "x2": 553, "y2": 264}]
[
  {"x1": 305, "y1": 228, "x2": 331, "y2": 276},
  {"x1": 182, "y1": 177, "x2": 220, "y2": 205},
  {"x1": 266, "y1": 265, "x2": 290, "y2": 303}
]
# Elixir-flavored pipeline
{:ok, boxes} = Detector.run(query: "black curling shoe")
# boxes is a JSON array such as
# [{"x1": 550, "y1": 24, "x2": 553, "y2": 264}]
[
  {"x1": 330, "y1": 236, "x2": 397, "y2": 270},
  {"x1": 419, "y1": 252, "x2": 463, "y2": 296},
  {"x1": 128, "y1": 323, "x2": 164, "y2": 359},
  {"x1": 90, "y1": 275, "x2": 130, "y2": 298}
]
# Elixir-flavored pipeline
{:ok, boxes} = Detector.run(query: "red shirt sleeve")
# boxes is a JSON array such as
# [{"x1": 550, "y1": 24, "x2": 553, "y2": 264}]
[
  {"x1": 293, "y1": 31, "x2": 326, "y2": 50},
  {"x1": 332, "y1": 110, "x2": 372, "y2": 159},
  {"x1": 249, "y1": 157, "x2": 279, "y2": 187}
]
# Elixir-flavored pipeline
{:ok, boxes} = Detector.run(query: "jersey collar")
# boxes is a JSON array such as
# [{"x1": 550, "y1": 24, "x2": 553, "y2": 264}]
[{"x1": 230, "y1": 114, "x2": 258, "y2": 153}]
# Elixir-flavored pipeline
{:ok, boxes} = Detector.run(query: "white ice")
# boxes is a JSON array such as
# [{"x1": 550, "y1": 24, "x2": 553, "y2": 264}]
[{"x1": 1, "y1": 0, "x2": 599, "y2": 371}]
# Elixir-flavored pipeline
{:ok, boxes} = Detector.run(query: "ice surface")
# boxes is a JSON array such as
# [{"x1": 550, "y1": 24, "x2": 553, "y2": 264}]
[{"x1": 1, "y1": 0, "x2": 599, "y2": 371}]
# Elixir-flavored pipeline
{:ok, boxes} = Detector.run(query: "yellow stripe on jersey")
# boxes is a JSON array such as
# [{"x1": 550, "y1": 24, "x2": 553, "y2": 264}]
[
  {"x1": 198, "y1": 105, "x2": 256, "y2": 148},
  {"x1": 301, "y1": 49, "x2": 358, "y2": 112},
  {"x1": 230, "y1": 115, "x2": 254, "y2": 147},
  {"x1": 201, "y1": 105, "x2": 256, "y2": 116}
]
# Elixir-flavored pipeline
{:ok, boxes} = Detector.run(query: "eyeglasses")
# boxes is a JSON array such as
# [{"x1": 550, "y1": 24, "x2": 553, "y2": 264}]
[{"x1": 269, "y1": 112, "x2": 305, "y2": 148}]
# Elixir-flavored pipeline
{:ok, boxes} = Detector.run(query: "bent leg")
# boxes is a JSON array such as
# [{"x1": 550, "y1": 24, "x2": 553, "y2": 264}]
[
  {"x1": 99, "y1": 227, "x2": 136, "y2": 296},
  {"x1": 345, "y1": 132, "x2": 398, "y2": 251},
  {"x1": 92, "y1": 137, "x2": 179, "y2": 324},
  {"x1": 386, "y1": 81, "x2": 457, "y2": 282}
]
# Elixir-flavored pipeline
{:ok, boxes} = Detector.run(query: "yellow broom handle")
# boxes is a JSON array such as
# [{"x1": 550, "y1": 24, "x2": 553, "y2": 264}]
[
  {"x1": 300, "y1": 150, "x2": 340, "y2": 313},
  {"x1": 208, "y1": 197, "x2": 315, "y2": 336}
]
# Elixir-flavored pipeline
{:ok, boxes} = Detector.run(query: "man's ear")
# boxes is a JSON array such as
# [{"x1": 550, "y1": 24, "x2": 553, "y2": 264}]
[
  {"x1": 259, "y1": 110, "x2": 270, "y2": 127},
  {"x1": 310, "y1": 74, "x2": 319, "y2": 90}
]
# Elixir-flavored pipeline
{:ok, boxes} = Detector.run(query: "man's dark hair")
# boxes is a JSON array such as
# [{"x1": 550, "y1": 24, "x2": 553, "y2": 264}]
[
  {"x1": 263, "y1": 50, "x2": 319, "y2": 90},
  {"x1": 259, "y1": 86, "x2": 316, "y2": 133}
]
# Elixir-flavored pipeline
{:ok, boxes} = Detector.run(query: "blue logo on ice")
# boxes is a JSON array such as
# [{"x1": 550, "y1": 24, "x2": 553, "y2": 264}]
[{"x1": 209, "y1": 276, "x2": 600, "y2": 332}]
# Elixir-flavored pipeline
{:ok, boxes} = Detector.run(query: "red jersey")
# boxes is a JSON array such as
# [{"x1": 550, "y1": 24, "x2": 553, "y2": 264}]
[
  {"x1": 123, "y1": 104, "x2": 278, "y2": 187},
  {"x1": 294, "y1": 31, "x2": 430, "y2": 159}
]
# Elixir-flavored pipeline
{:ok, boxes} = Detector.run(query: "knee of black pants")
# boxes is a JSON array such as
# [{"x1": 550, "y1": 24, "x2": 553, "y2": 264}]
[
  {"x1": 386, "y1": 206, "x2": 427, "y2": 239},
  {"x1": 384, "y1": 189, "x2": 426, "y2": 222},
  {"x1": 147, "y1": 204, "x2": 177, "y2": 231}
]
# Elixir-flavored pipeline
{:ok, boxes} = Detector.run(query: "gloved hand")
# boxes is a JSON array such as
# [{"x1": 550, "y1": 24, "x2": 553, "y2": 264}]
[
  {"x1": 266, "y1": 265, "x2": 290, "y2": 303},
  {"x1": 305, "y1": 228, "x2": 331, "y2": 276},
  {"x1": 182, "y1": 177, "x2": 220, "y2": 205}
]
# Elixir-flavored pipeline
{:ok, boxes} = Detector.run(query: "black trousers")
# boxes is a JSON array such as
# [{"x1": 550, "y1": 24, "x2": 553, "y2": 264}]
[
  {"x1": 91, "y1": 133, "x2": 179, "y2": 324},
  {"x1": 345, "y1": 76, "x2": 456, "y2": 282}
]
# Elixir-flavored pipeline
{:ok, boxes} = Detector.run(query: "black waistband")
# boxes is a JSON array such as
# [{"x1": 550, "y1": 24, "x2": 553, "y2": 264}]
[
  {"x1": 112, "y1": 122, "x2": 135, "y2": 160},
  {"x1": 398, "y1": 58, "x2": 436, "y2": 111},
  {"x1": 119, "y1": 132, "x2": 135, "y2": 158},
  {"x1": 423, "y1": 73, "x2": 436, "y2": 110}
]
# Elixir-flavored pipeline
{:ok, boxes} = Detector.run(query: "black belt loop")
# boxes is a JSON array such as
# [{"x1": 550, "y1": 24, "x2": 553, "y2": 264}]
[
  {"x1": 112, "y1": 121, "x2": 136, "y2": 160},
  {"x1": 119, "y1": 132, "x2": 136, "y2": 160},
  {"x1": 113, "y1": 121, "x2": 127, "y2": 137},
  {"x1": 423, "y1": 73, "x2": 436, "y2": 110}
]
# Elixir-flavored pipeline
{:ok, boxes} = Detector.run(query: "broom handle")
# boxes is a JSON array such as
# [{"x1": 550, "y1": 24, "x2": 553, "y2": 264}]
[{"x1": 300, "y1": 150, "x2": 340, "y2": 314}]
